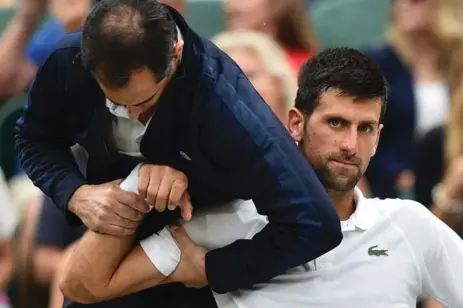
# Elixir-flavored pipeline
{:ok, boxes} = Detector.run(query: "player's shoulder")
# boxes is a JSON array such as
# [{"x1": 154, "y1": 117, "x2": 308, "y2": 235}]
[{"x1": 368, "y1": 196, "x2": 433, "y2": 224}]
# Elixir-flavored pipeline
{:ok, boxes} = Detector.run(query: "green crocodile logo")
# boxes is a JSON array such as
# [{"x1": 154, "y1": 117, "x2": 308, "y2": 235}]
[{"x1": 368, "y1": 245, "x2": 388, "y2": 257}]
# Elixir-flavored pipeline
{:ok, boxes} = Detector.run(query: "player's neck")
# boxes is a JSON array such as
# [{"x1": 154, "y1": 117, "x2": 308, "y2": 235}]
[{"x1": 327, "y1": 189, "x2": 356, "y2": 221}]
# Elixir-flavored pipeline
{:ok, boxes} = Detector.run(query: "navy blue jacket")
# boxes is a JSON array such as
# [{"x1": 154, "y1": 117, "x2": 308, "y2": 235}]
[{"x1": 16, "y1": 5, "x2": 342, "y2": 296}]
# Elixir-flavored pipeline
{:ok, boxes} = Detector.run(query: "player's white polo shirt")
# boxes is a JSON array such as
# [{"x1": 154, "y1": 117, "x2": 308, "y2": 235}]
[{"x1": 138, "y1": 186, "x2": 463, "y2": 308}]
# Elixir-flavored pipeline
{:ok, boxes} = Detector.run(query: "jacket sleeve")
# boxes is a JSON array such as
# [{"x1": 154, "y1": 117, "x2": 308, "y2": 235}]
[
  {"x1": 201, "y1": 82, "x2": 343, "y2": 294},
  {"x1": 15, "y1": 49, "x2": 86, "y2": 225}
]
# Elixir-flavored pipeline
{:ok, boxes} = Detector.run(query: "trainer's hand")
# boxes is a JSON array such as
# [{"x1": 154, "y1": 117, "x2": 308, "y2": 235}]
[
  {"x1": 68, "y1": 180, "x2": 151, "y2": 236},
  {"x1": 138, "y1": 165, "x2": 193, "y2": 221}
]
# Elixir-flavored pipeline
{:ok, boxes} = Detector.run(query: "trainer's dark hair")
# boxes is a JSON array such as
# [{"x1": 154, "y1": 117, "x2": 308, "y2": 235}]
[
  {"x1": 295, "y1": 47, "x2": 389, "y2": 123},
  {"x1": 82, "y1": 0, "x2": 177, "y2": 88}
]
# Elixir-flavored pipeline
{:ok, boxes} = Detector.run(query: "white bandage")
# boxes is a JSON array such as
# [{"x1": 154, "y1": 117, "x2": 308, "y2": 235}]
[
  {"x1": 140, "y1": 228, "x2": 181, "y2": 276},
  {"x1": 120, "y1": 163, "x2": 181, "y2": 276}
]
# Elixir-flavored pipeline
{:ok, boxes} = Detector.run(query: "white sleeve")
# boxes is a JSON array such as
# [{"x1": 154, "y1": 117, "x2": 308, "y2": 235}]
[
  {"x1": 0, "y1": 169, "x2": 19, "y2": 239},
  {"x1": 120, "y1": 164, "x2": 180, "y2": 276},
  {"x1": 416, "y1": 202, "x2": 463, "y2": 307}
]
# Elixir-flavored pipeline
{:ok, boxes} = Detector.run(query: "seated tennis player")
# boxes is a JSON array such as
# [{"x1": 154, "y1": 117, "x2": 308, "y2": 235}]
[{"x1": 60, "y1": 48, "x2": 463, "y2": 308}]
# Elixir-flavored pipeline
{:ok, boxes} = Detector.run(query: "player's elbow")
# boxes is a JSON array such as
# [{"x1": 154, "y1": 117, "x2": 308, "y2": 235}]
[
  {"x1": 59, "y1": 277, "x2": 99, "y2": 304},
  {"x1": 59, "y1": 270, "x2": 110, "y2": 303}
]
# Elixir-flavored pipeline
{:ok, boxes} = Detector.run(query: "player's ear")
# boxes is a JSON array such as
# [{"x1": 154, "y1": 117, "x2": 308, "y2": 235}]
[
  {"x1": 372, "y1": 124, "x2": 383, "y2": 157},
  {"x1": 288, "y1": 108, "x2": 304, "y2": 144},
  {"x1": 173, "y1": 40, "x2": 184, "y2": 62}
]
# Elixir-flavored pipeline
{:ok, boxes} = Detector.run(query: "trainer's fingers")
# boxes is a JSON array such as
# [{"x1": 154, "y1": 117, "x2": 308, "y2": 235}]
[
  {"x1": 153, "y1": 176, "x2": 172, "y2": 212},
  {"x1": 168, "y1": 179, "x2": 187, "y2": 211},
  {"x1": 145, "y1": 170, "x2": 162, "y2": 206},
  {"x1": 112, "y1": 201, "x2": 144, "y2": 222},
  {"x1": 128, "y1": 194, "x2": 151, "y2": 214},
  {"x1": 106, "y1": 210, "x2": 140, "y2": 229},
  {"x1": 113, "y1": 188, "x2": 151, "y2": 214},
  {"x1": 137, "y1": 165, "x2": 151, "y2": 200},
  {"x1": 179, "y1": 193, "x2": 193, "y2": 221}
]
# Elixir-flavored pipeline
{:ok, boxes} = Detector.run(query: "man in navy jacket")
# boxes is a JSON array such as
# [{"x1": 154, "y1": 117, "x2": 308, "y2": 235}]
[{"x1": 15, "y1": 1, "x2": 341, "y2": 306}]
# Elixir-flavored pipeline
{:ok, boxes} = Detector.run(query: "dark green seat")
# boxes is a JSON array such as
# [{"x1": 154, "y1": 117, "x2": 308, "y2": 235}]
[
  {"x1": 310, "y1": 0, "x2": 390, "y2": 49},
  {"x1": 185, "y1": 0, "x2": 225, "y2": 39},
  {"x1": 0, "y1": 95, "x2": 27, "y2": 180}
]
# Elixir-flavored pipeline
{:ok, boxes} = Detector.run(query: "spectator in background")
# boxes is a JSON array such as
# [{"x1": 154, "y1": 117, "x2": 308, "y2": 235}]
[
  {"x1": 414, "y1": 0, "x2": 463, "y2": 238},
  {"x1": 213, "y1": 30, "x2": 296, "y2": 124},
  {"x1": 363, "y1": 0, "x2": 462, "y2": 199},
  {"x1": 0, "y1": 169, "x2": 19, "y2": 308},
  {"x1": 0, "y1": 0, "x2": 93, "y2": 101},
  {"x1": 223, "y1": 0, "x2": 317, "y2": 74},
  {"x1": 0, "y1": 1, "x2": 93, "y2": 307},
  {"x1": 32, "y1": 146, "x2": 87, "y2": 308},
  {"x1": 0, "y1": 0, "x2": 47, "y2": 101},
  {"x1": 158, "y1": 0, "x2": 185, "y2": 13}
]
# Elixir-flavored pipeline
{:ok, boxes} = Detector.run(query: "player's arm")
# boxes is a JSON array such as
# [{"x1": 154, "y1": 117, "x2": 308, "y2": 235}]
[
  {"x1": 59, "y1": 165, "x2": 183, "y2": 303},
  {"x1": 417, "y1": 201, "x2": 463, "y2": 306},
  {"x1": 15, "y1": 48, "x2": 86, "y2": 225},
  {"x1": 199, "y1": 87, "x2": 342, "y2": 294},
  {"x1": 59, "y1": 229, "x2": 173, "y2": 303}
]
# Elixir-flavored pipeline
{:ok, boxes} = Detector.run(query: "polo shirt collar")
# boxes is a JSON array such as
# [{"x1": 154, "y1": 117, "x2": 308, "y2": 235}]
[{"x1": 341, "y1": 187, "x2": 379, "y2": 232}]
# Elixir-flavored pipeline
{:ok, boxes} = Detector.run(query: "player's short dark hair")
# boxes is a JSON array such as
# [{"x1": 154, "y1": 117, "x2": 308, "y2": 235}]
[
  {"x1": 81, "y1": 0, "x2": 177, "y2": 88},
  {"x1": 295, "y1": 47, "x2": 389, "y2": 123}
]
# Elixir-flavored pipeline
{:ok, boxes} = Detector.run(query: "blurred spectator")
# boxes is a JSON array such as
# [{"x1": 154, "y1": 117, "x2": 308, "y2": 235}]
[
  {"x1": 0, "y1": 168, "x2": 19, "y2": 308},
  {"x1": 158, "y1": 0, "x2": 185, "y2": 13},
  {"x1": 363, "y1": 0, "x2": 461, "y2": 199},
  {"x1": 0, "y1": 0, "x2": 47, "y2": 100},
  {"x1": 414, "y1": 6, "x2": 463, "y2": 226},
  {"x1": 32, "y1": 145, "x2": 87, "y2": 307},
  {"x1": 0, "y1": 1, "x2": 13, "y2": 8},
  {"x1": 223, "y1": 0, "x2": 317, "y2": 74},
  {"x1": 0, "y1": 2, "x2": 93, "y2": 306},
  {"x1": 0, "y1": 0, "x2": 93, "y2": 101},
  {"x1": 213, "y1": 30, "x2": 296, "y2": 124},
  {"x1": 49, "y1": 0, "x2": 92, "y2": 33}
]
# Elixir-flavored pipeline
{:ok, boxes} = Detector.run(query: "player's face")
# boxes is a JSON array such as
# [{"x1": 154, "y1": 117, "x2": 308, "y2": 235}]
[{"x1": 288, "y1": 89, "x2": 382, "y2": 192}]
